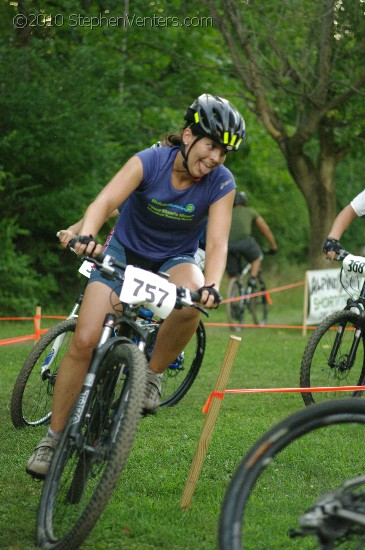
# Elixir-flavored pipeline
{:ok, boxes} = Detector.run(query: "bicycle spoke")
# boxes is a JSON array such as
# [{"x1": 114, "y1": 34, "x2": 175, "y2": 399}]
[
  {"x1": 300, "y1": 310, "x2": 365, "y2": 405},
  {"x1": 11, "y1": 319, "x2": 77, "y2": 428}
]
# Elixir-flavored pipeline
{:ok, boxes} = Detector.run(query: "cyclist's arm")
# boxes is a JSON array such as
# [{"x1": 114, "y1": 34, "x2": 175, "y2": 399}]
[
  {"x1": 255, "y1": 216, "x2": 277, "y2": 250},
  {"x1": 327, "y1": 204, "x2": 357, "y2": 241},
  {"x1": 75, "y1": 156, "x2": 143, "y2": 256},
  {"x1": 324, "y1": 204, "x2": 357, "y2": 261},
  {"x1": 58, "y1": 209, "x2": 120, "y2": 248},
  {"x1": 203, "y1": 190, "x2": 235, "y2": 303}
]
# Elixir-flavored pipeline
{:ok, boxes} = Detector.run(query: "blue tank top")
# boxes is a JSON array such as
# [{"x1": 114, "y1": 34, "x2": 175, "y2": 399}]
[{"x1": 114, "y1": 146, "x2": 236, "y2": 261}]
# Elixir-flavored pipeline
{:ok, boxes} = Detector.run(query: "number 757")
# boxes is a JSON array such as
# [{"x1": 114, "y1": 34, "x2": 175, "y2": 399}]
[{"x1": 133, "y1": 278, "x2": 170, "y2": 307}]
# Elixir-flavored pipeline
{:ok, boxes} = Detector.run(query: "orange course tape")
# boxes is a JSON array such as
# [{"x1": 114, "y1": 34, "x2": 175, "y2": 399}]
[
  {"x1": 0, "y1": 317, "x2": 34, "y2": 321},
  {"x1": 221, "y1": 280, "x2": 305, "y2": 304},
  {"x1": 202, "y1": 391, "x2": 225, "y2": 413},
  {"x1": 202, "y1": 385, "x2": 365, "y2": 413},
  {"x1": 0, "y1": 329, "x2": 48, "y2": 346}
]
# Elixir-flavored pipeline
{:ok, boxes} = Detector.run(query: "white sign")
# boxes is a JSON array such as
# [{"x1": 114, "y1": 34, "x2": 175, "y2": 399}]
[{"x1": 305, "y1": 268, "x2": 349, "y2": 325}]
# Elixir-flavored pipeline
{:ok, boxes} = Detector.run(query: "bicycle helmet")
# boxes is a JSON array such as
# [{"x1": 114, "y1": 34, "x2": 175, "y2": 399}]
[
  {"x1": 184, "y1": 94, "x2": 246, "y2": 152},
  {"x1": 234, "y1": 191, "x2": 248, "y2": 206}
]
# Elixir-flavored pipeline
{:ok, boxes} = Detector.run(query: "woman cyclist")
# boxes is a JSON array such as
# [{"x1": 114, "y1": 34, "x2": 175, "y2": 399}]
[{"x1": 26, "y1": 93, "x2": 246, "y2": 479}]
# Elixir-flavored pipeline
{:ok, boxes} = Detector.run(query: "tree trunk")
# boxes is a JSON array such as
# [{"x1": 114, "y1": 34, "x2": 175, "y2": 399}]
[{"x1": 283, "y1": 129, "x2": 338, "y2": 269}]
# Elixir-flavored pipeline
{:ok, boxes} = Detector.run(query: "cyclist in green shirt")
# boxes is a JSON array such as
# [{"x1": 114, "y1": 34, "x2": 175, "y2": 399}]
[{"x1": 227, "y1": 191, "x2": 278, "y2": 286}]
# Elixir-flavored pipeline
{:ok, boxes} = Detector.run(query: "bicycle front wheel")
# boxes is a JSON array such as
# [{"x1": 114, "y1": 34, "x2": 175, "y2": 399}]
[
  {"x1": 37, "y1": 341, "x2": 146, "y2": 550},
  {"x1": 219, "y1": 398, "x2": 365, "y2": 550},
  {"x1": 226, "y1": 278, "x2": 245, "y2": 328},
  {"x1": 10, "y1": 318, "x2": 77, "y2": 428},
  {"x1": 300, "y1": 310, "x2": 365, "y2": 406}
]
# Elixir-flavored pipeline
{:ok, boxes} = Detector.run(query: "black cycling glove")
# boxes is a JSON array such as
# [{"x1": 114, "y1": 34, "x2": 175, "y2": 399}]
[
  {"x1": 198, "y1": 284, "x2": 222, "y2": 307},
  {"x1": 322, "y1": 237, "x2": 343, "y2": 255},
  {"x1": 74, "y1": 235, "x2": 99, "y2": 255}
]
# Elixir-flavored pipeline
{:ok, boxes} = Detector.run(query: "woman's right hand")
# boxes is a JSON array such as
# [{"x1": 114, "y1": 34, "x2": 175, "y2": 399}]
[{"x1": 57, "y1": 229, "x2": 76, "y2": 248}]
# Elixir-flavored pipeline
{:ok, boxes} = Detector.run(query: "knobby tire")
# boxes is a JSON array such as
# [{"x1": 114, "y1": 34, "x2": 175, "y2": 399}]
[{"x1": 37, "y1": 341, "x2": 146, "y2": 549}]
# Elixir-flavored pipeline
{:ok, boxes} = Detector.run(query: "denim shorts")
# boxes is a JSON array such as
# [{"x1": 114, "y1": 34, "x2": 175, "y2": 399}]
[{"x1": 88, "y1": 233, "x2": 198, "y2": 295}]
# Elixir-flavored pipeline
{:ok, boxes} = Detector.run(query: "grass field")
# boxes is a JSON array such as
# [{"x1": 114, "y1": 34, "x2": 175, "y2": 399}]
[{"x1": 2, "y1": 269, "x2": 364, "y2": 549}]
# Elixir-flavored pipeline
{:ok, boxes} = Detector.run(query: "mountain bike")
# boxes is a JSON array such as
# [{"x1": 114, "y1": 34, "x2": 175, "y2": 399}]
[
  {"x1": 226, "y1": 252, "x2": 270, "y2": 328},
  {"x1": 11, "y1": 264, "x2": 206, "y2": 429},
  {"x1": 33, "y1": 244, "x2": 207, "y2": 549},
  {"x1": 219, "y1": 398, "x2": 365, "y2": 549},
  {"x1": 300, "y1": 250, "x2": 365, "y2": 406}
]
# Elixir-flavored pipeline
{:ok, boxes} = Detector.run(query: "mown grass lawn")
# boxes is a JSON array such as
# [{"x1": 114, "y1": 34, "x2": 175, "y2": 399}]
[{"x1": 3, "y1": 269, "x2": 351, "y2": 550}]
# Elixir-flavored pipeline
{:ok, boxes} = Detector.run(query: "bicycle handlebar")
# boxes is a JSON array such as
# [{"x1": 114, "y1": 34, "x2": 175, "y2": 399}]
[
  {"x1": 59, "y1": 235, "x2": 209, "y2": 316},
  {"x1": 336, "y1": 248, "x2": 349, "y2": 261}
]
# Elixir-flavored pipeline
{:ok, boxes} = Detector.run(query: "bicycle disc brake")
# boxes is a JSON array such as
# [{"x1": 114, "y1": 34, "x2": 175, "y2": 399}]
[{"x1": 289, "y1": 476, "x2": 365, "y2": 548}]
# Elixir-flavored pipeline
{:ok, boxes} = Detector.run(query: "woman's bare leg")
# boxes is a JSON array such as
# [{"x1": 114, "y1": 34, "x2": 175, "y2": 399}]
[{"x1": 148, "y1": 263, "x2": 204, "y2": 373}]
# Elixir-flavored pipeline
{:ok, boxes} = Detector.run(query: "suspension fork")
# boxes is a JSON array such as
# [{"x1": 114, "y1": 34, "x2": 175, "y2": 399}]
[
  {"x1": 328, "y1": 310, "x2": 364, "y2": 369},
  {"x1": 68, "y1": 313, "x2": 117, "y2": 440}
]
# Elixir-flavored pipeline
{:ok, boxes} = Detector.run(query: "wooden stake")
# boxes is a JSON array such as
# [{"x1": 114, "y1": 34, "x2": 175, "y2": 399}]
[{"x1": 180, "y1": 335, "x2": 241, "y2": 510}]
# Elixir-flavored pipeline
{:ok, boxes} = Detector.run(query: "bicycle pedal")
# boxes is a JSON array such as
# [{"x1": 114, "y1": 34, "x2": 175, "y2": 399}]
[
  {"x1": 142, "y1": 408, "x2": 158, "y2": 416},
  {"x1": 30, "y1": 474, "x2": 44, "y2": 482}
]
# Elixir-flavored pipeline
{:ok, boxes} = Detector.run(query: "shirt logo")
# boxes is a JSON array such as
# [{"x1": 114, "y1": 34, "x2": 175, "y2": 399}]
[
  {"x1": 151, "y1": 199, "x2": 195, "y2": 213},
  {"x1": 220, "y1": 179, "x2": 232, "y2": 190}
]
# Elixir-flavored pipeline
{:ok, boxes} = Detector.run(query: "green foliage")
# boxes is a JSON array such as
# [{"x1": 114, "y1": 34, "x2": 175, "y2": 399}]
[
  {"x1": 0, "y1": 217, "x2": 57, "y2": 314},
  {"x1": 1, "y1": 0, "x2": 362, "y2": 312}
]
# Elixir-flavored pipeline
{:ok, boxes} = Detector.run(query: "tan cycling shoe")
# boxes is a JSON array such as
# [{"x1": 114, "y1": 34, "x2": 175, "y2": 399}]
[
  {"x1": 26, "y1": 436, "x2": 59, "y2": 480},
  {"x1": 143, "y1": 369, "x2": 162, "y2": 414}
]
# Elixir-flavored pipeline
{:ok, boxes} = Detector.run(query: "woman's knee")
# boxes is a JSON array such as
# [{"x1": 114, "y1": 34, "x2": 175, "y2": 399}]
[
  {"x1": 167, "y1": 263, "x2": 204, "y2": 289},
  {"x1": 70, "y1": 324, "x2": 99, "y2": 359}
]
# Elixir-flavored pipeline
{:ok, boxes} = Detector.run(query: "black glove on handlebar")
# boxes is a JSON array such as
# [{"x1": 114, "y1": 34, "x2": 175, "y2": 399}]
[
  {"x1": 322, "y1": 237, "x2": 342, "y2": 254},
  {"x1": 197, "y1": 284, "x2": 222, "y2": 306},
  {"x1": 72, "y1": 235, "x2": 99, "y2": 256}
]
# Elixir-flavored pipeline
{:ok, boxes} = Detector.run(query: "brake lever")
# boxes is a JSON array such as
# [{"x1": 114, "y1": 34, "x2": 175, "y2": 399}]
[{"x1": 194, "y1": 304, "x2": 209, "y2": 317}]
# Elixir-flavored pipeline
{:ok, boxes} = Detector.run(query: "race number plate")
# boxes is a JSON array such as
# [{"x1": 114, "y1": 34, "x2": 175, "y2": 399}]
[
  {"x1": 342, "y1": 254, "x2": 365, "y2": 278},
  {"x1": 120, "y1": 265, "x2": 176, "y2": 319}
]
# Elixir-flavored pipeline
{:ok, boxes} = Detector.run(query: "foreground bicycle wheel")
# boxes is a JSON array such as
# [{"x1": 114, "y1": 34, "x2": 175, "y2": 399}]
[
  {"x1": 300, "y1": 310, "x2": 365, "y2": 405},
  {"x1": 10, "y1": 318, "x2": 77, "y2": 428},
  {"x1": 37, "y1": 342, "x2": 146, "y2": 550},
  {"x1": 226, "y1": 278, "x2": 245, "y2": 327},
  {"x1": 219, "y1": 399, "x2": 365, "y2": 549}
]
